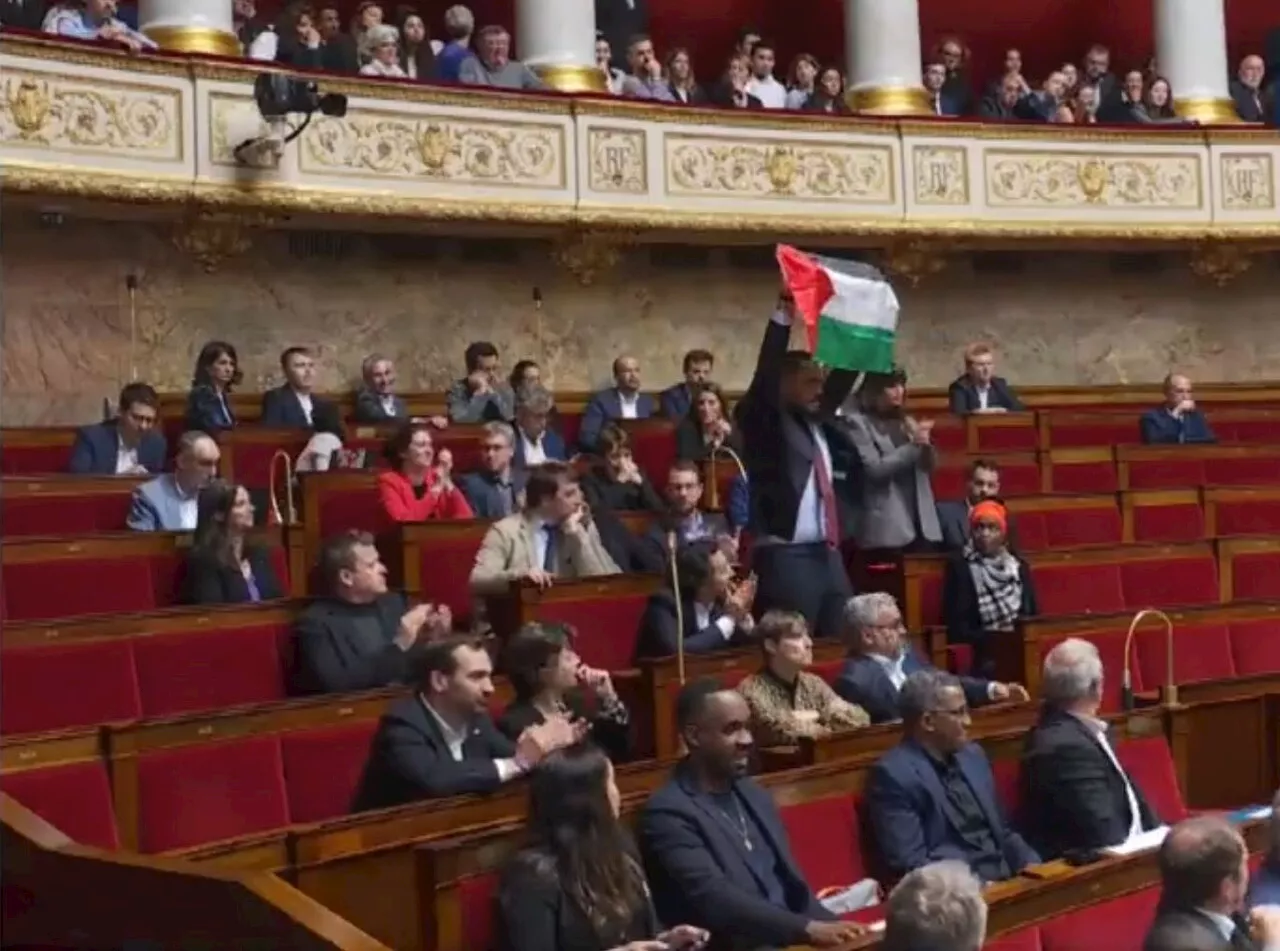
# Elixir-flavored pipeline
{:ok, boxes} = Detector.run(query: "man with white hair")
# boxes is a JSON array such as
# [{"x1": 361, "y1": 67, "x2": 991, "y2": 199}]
[
  {"x1": 883, "y1": 860, "x2": 987, "y2": 951},
  {"x1": 833, "y1": 592, "x2": 1026, "y2": 724},
  {"x1": 354, "y1": 355, "x2": 407, "y2": 423},
  {"x1": 1019, "y1": 637, "x2": 1161, "y2": 860},
  {"x1": 436, "y1": 4, "x2": 476, "y2": 82}
]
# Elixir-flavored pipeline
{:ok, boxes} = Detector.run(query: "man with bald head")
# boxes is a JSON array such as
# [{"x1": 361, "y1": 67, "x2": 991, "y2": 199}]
[
  {"x1": 127, "y1": 431, "x2": 221, "y2": 531},
  {"x1": 1232, "y1": 55, "x2": 1267, "y2": 122},
  {"x1": 1141, "y1": 374, "x2": 1216, "y2": 445},
  {"x1": 578, "y1": 353, "x2": 656, "y2": 451}
]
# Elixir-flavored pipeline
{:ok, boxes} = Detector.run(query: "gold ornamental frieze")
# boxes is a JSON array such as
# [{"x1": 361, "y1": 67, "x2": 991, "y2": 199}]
[{"x1": 984, "y1": 150, "x2": 1203, "y2": 210}]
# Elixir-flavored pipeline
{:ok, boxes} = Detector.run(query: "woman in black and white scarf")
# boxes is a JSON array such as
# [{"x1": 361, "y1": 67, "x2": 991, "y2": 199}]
[{"x1": 942, "y1": 500, "x2": 1039, "y2": 677}]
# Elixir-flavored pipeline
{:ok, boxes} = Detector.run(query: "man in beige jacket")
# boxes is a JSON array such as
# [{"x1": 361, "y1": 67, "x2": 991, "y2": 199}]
[{"x1": 469, "y1": 460, "x2": 620, "y2": 594}]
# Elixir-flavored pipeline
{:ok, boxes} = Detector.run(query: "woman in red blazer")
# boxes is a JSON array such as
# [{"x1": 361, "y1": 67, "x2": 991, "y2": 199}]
[{"x1": 377, "y1": 422, "x2": 475, "y2": 522}]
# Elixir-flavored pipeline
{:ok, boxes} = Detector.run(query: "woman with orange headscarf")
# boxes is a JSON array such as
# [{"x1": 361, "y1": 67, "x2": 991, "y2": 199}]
[{"x1": 942, "y1": 500, "x2": 1038, "y2": 676}]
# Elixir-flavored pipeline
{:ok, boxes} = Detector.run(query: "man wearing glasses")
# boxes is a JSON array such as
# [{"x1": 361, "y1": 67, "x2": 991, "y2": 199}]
[{"x1": 864, "y1": 669, "x2": 1039, "y2": 882}]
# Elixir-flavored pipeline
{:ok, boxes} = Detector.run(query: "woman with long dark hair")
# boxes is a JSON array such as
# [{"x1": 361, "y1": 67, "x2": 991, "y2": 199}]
[
  {"x1": 181, "y1": 480, "x2": 284, "y2": 604},
  {"x1": 496, "y1": 744, "x2": 708, "y2": 951},
  {"x1": 186, "y1": 340, "x2": 242, "y2": 433},
  {"x1": 673, "y1": 382, "x2": 742, "y2": 463}
]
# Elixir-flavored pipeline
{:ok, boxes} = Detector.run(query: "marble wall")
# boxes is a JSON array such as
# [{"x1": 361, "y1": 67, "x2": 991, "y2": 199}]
[{"x1": 2, "y1": 216, "x2": 1278, "y2": 425}]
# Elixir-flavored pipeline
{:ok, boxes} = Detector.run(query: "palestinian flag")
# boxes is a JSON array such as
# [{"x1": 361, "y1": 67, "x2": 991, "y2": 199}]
[{"x1": 776, "y1": 245, "x2": 900, "y2": 373}]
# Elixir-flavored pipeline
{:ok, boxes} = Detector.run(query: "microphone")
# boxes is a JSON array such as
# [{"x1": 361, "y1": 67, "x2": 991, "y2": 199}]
[
  {"x1": 1121, "y1": 609, "x2": 1176, "y2": 711},
  {"x1": 667, "y1": 530, "x2": 685, "y2": 685},
  {"x1": 125, "y1": 273, "x2": 139, "y2": 383}
]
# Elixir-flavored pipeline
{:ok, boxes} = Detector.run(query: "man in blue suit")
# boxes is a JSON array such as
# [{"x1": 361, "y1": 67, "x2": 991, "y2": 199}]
[
  {"x1": 126, "y1": 432, "x2": 220, "y2": 532},
  {"x1": 947, "y1": 343, "x2": 1025, "y2": 416},
  {"x1": 833, "y1": 593, "x2": 1024, "y2": 724},
  {"x1": 578, "y1": 354, "x2": 656, "y2": 452},
  {"x1": 260, "y1": 347, "x2": 338, "y2": 430},
  {"x1": 68, "y1": 382, "x2": 167, "y2": 475},
  {"x1": 511, "y1": 385, "x2": 568, "y2": 470},
  {"x1": 865, "y1": 669, "x2": 1040, "y2": 883},
  {"x1": 1140, "y1": 374, "x2": 1216, "y2": 445},
  {"x1": 458, "y1": 422, "x2": 527, "y2": 519},
  {"x1": 639, "y1": 679, "x2": 863, "y2": 950},
  {"x1": 659, "y1": 348, "x2": 715, "y2": 420}
]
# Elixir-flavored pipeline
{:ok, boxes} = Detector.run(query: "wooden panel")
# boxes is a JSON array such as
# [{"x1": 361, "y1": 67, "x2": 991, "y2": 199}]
[
  {"x1": 1204, "y1": 486, "x2": 1280, "y2": 539},
  {"x1": 0, "y1": 728, "x2": 103, "y2": 772},
  {"x1": 2, "y1": 601, "x2": 303, "y2": 648}
]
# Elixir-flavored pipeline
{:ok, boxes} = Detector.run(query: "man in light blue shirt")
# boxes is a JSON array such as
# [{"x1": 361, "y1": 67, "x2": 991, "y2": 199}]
[
  {"x1": 619, "y1": 35, "x2": 675, "y2": 101},
  {"x1": 43, "y1": 0, "x2": 156, "y2": 52},
  {"x1": 127, "y1": 432, "x2": 220, "y2": 532}
]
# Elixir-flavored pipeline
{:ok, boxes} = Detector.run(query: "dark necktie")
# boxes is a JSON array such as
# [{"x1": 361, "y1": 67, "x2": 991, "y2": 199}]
[
  {"x1": 1229, "y1": 915, "x2": 1256, "y2": 951},
  {"x1": 542, "y1": 525, "x2": 560, "y2": 572},
  {"x1": 810, "y1": 436, "x2": 840, "y2": 549}
]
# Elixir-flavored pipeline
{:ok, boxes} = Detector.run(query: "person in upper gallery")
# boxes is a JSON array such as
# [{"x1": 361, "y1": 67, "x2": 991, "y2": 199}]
[
  {"x1": 1019, "y1": 638, "x2": 1161, "y2": 861},
  {"x1": 708, "y1": 53, "x2": 764, "y2": 109},
  {"x1": 935, "y1": 459, "x2": 1017, "y2": 552},
  {"x1": 634, "y1": 540, "x2": 755, "y2": 662},
  {"x1": 446, "y1": 340, "x2": 516, "y2": 424},
  {"x1": 470, "y1": 461, "x2": 620, "y2": 595},
  {"x1": 635, "y1": 460, "x2": 733, "y2": 570},
  {"x1": 580, "y1": 425, "x2": 665, "y2": 516},
  {"x1": 579, "y1": 356, "x2": 657, "y2": 452},
  {"x1": 674, "y1": 383, "x2": 743, "y2": 465},
  {"x1": 42, "y1": 0, "x2": 156, "y2": 52},
  {"x1": 359, "y1": 23, "x2": 406, "y2": 77},
  {"x1": 947, "y1": 343, "x2": 1025, "y2": 415},
  {"x1": 865, "y1": 669, "x2": 1040, "y2": 883},
  {"x1": 803, "y1": 66, "x2": 851, "y2": 114},
  {"x1": 665, "y1": 47, "x2": 707, "y2": 106},
  {"x1": 395, "y1": 10, "x2": 436, "y2": 81},
  {"x1": 291, "y1": 529, "x2": 451, "y2": 695},
  {"x1": 315, "y1": 2, "x2": 358, "y2": 73},
  {"x1": 736, "y1": 610, "x2": 869, "y2": 747},
  {"x1": 638, "y1": 679, "x2": 864, "y2": 950},
  {"x1": 844, "y1": 367, "x2": 943, "y2": 556},
  {"x1": 126, "y1": 431, "x2": 220, "y2": 532},
  {"x1": 273, "y1": 2, "x2": 326, "y2": 70},
  {"x1": 1140, "y1": 373, "x2": 1217, "y2": 445},
  {"x1": 942, "y1": 500, "x2": 1038, "y2": 678},
  {"x1": 377, "y1": 422, "x2": 474, "y2": 522},
  {"x1": 497, "y1": 622, "x2": 631, "y2": 762},
  {"x1": 435, "y1": 3, "x2": 476, "y2": 83},
  {"x1": 737, "y1": 290, "x2": 861, "y2": 640},
  {"x1": 185, "y1": 340, "x2": 241, "y2": 434},
  {"x1": 496, "y1": 743, "x2": 710, "y2": 951},
  {"x1": 458, "y1": 24, "x2": 545, "y2": 90},
  {"x1": 353, "y1": 354, "x2": 407, "y2": 423},
  {"x1": 619, "y1": 34, "x2": 676, "y2": 102},
  {"x1": 833, "y1": 593, "x2": 1025, "y2": 725},
  {"x1": 882, "y1": 860, "x2": 988, "y2": 951},
  {"x1": 260, "y1": 346, "x2": 338, "y2": 429},
  {"x1": 458, "y1": 421, "x2": 525, "y2": 520},
  {"x1": 1232, "y1": 56, "x2": 1266, "y2": 123},
  {"x1": 1247, "y1": 789, "x2": 1280, "y2": 909},
  {"x1": 1144, "y1": 815, "x2": 1280, "y2": 951},
  {"x1": 743, "y1": 39, "x2": 786, "y2": 109},
  {"x1": 180, "y1": 480, "x2": 284, "y2": 605},
  {"x1": 68, "y1": 382, "x2": 167, "y2": 476},
  {"x1": 512, "y1": 385, "x2": 568, "y2": 470},
  {"x1": 594, "y1": 0, "x2": 648, "y2": 73},
  {"x1": 351, "y1": 634, "x2": 585, "y2": 811},
  {"x1": 659, "y1": 348, "x2": 716, "y2": 420}
]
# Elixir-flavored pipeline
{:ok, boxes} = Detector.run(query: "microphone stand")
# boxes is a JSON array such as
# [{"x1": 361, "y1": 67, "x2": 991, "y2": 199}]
[
  {"x1": 1121, "y1": 608, "x2": 1176, "y2": 711},
  {"x1": 668, "y1": 530, "x2": 685, "y2": 685},
  {"x1": 268, "y1": 449, "x2": 297, "y2": 526},
  {"x1": 125, "y1": 274, "x2": 139, "y2": 382}
]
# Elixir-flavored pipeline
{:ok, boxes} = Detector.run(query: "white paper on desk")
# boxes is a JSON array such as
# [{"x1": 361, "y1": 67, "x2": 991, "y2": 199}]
[{"x1": 1103, "y1": 825, "x2": 1171, "y2": 856}]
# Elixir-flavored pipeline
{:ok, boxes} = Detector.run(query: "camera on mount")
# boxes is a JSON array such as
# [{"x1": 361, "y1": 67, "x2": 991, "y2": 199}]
[{"x1": 233, "y1": 73, "x2": 349, "y2": 167}]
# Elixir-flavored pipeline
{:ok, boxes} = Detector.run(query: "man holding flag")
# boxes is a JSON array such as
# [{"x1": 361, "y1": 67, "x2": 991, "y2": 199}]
[{"x1": 735, "y1": 245, "x2": 900, "y2": 638}]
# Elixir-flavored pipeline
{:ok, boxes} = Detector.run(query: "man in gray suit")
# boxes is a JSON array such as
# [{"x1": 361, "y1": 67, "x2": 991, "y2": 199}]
[
  {"x1": 843, "y1": 369, "x2": 941, "y2": 556},
  {"x1": 126, "y1": 432, "x2": 220, "y2": 532}
]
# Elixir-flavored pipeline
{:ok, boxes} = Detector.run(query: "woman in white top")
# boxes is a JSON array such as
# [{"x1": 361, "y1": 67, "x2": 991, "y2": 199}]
[{"x1": 360, "y1": 24, "x2": 405, "y2": 77}]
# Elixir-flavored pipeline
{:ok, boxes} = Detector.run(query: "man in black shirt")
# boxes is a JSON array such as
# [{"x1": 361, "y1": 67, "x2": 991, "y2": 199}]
[{"x1": 291, "y1": 530, "x2": 451, "y2": 694}]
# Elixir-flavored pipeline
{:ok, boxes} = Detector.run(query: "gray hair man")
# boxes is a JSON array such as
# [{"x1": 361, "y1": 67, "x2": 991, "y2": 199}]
[
  {"x1": 458, "y1": 421, "x2": 522, "y2": 519},
  {"x1": 832, "y1": 592, "x2": 1026, "y2": 724},
  {"x1": 883, "y1": 860, "x2": 987, "y2": 951},
  {"x1": 513, "y1": 385, "x2": 566, "y2": 468},
  {"x1": 865, "y1": 669, "x2": 1039, "y2": 882},
  {"x1": 1020, "y1": 638, "x2": 1160, "y2": 860}
]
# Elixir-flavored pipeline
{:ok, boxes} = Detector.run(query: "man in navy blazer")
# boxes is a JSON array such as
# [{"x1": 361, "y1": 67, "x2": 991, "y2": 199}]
[
  {"x1": 832, "y1": 593, "x2": 1023, "y2": 724},
  {"x1": 935, "y1": 460, "x2": 1017, "y2": 552},
  {"x1": 865, "y1": 669, "x2": 1039, "y2": 883},
  {"x1": 260, "y1": 347, "x2": 338, "y2": 429},
  {"x1": 947, "y1": 343, "x2": 1025, "y2": 416},
  {"x1": 638, "y1": 680, "x2": 862, "y2": 950},
  {"x1": 68, "y1": 382, "x2": 167, "y2": 475},
  {"x1": 1140, "y1": 374, "x2": 1216, "y2": 445},
  {"x1": 352, "y1": 354, "x2": 408, "y2": 423},
  {"x1": 659, "y1": 348, "x2": 715, "y2": 420},
  {"x1": 578, "y1": 354, "x2": 657, "y2": 451},
  {"x1": 511, "y1": 385, "x2": 568, "y2": 469},
  {"x1": 458, "y1": 421, "x2": 526, "y2": 519}
]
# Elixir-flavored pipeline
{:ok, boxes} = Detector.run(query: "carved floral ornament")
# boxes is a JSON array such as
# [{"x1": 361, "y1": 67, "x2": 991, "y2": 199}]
[
  {"x1": 984, "y1": 152, "x2": 1201, "y2": 209},
  {"x1": 876, "y1": 240, "x2": 948, "y2": 287},
  {"x1": 551, "y1": 230, "x2": 631, "y2": 286},
  {"x1": 1189, "y1": 242, "x2": 1253, "y2": 287},
  {"x1": 170, "y1": 211, "x2": 275, "y2": 273}
]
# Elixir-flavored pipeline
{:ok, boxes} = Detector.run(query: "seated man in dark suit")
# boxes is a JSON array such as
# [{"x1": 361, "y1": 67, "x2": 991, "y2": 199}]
[
  {"x1": 512, "y1": 385, "x2": 568, "y2": 469},
  {"x1": 68, "y1": 382, "x2": 167, "y2": 475},
  {"x1": 260, "y1": 346, "x2": 338, "y2": 429},
  {"x1": 883, "y1": 860, "x2": 987, "y2": 951},
  {"x1": 352, "y1": 353, "x2": 408, "y2": 423},
  {"x1": 635, "y1": 541, "x2": 755, "y2": 661},
  {"x1": 935, "y1": 459, "x2": 1009, "y2": 551},
  {"x1": 351, "y1": 634, "x2": 582, "y2": 811},
  {"x1": 947, "y1": 343, "x2": 1024, "y2": 416},
  {"x1": 458, "y1": 422, "x2": 526, "y2": 520},
  {"x1": 1145, "y1": 815, "x2": 1280, "y2": 951},
  {"x1": 638, "y1": 679, "x2": 863, "y2": 950},
  {"x1": 1232, "y1": 55, "x2": 1267, "y2": 122},
  {"x1": 1141, "y1": 373, "x2": 1217, "y2": 445},
  {"x1": 659, "y1": 348, "x2": 715, "y2": 420},
  {"x1": 833, "y1": 592, "x2": 1023, "y2": 724},
  {"x1": 291, "y1": 530, "x2": 451, "y2": 694},
  {"x1": 636, "y1": 460, "x2": 732, "y2": 571},
  {"x1": 1020, "y1": 638, "x2": 1161, "y2": 860},
  {"x1": 578, "y1": 354, "x2": 657, "y2": 452},
  {"x1": 865, "y1": 669, "x2": 1040, "y2": 883}
]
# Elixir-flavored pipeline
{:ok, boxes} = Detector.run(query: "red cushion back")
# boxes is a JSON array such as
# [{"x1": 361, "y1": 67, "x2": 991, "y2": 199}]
[
  {"x1": 995, "y1": 460, "x2": 1040, "y2": 497},
  {"x1": 974, "y1": 421, "x2": 1037, "y2": 453},
  {"x1": 0, "y1": 442, "x2": 75, "y2": 474},
  {"x1": 1042, "y1": 506, "x2": 1122, "y2": 549},
  {"x1": 984, "y1": 928, "x2": 1044, "y2": 951},
  {"x1": 316, "y1": 482, "x2": 391, "y2": 539},
  {"x1": 1048, "y1": 459, "x2": 1118, "y2": 494},
  {"x1": 459, "y1": 872, "x2": 499, "y2": 951},
  {"x1": 1012, "y1": 513, "x2": 1049, "y2": 553},
  {"x1": 3, "y1": 493, "x2": 135, "y2": 536},
  {"x1": 780, "y1": 794, "x2": 864, "y2": 893},
  {"x1": 535, "y1": 592, "x2": 651, "y2": 671},
  {"x1": 1229, "y1": 552, "x2": 1280, "y2": 600},
  {"x1": 1120, "y1": 556, "x2": 1218, "y2": 608},
  {"x1": 132, "y1": 624, "x2": 288, "y2": 718},
  {"x1": 434, "y1": 429, "x2": 484, "y2": 473},
  {"x1": 622, "y1": 422, "x2": 676, "y2": 488},
  {"x1": 1115, "y1": 736, "x2": 1187, "y2": 823},
  {"x1": 1034, "y1": 564, "x2": 1125, "y2": 616},
  {"x1": 990, "y1": 757, "x2": 1022, "y2": 818},
  {"x1": 1228, "y1": 618, "x2": 1280, "y2": 674},
  {"x1": 1048, "y1": 418, "x2": 1139, "y2": 449},
  {"x1": 1, "y1": 641, "x2": 141, "y2": 735},
  {"x1": 1215, "y1": 498, "x2": 1280, "y2": 536},
  {"x1": 0, "y1": 761, "x2": 120, "y2": 851},
  {"x1": 2, "y1": 557, "x2": 157, "y2": 621},
  {"x1": 1040, "y1": 629, "x2": 1137, "y2": 712},
  {"x1": 1203, "y1": 455, "x2": 1280, "y2": 486},
  {"x1": 1132, "y1": 502, "x2": 1205, "y2": 543},
  {"x1": 227, "y1": 435, "x2": 312, "y2": 490},
  {"x1": 281, "y1": 721, "x2": 379, "y2": 823},
  {"x1": 1127, "y1": 458, "x2": 1204, "y2": 490},
  {"x1": 1039, "y1": 885, "x2": 1160, "y2": 951},
  {"x1": 1134, "y1": 622, "x2": 1235, "y2": 689},
  {"x1": 413, "y1": 527, "x2": 488, "y2": 627}
]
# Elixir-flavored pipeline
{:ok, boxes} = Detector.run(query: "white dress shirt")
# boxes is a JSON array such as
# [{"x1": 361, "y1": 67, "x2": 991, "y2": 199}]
[
  {"x1": 379, "y1": 394, "x2": 398, "y2": 417},
  {"x1": 295, "y1": 390, "x2": 314, "y2": 425},
  {"x1": 871, "y1": 650, "x2": 908, "y2": 691},
  {"x1": 618, "y1": 390, "x2": 640, "y2": 419},
  {"x1": 693, "y1": 601, "x2": 736, "y2": 641},
  {"x1": 976, "y1": 385, "x2": 990, "y2": 410},
  {"x1": 421, "y1": 696, "x2": 521, "y2": 781},
  {"x1": 115, "y1": 435, "x2": 140, "y2": 475},
  {"x1": 747, "y1": 75, "x2": 787, "y2": 109},
  {"x1": 1072, "y1": 712, "x2": 1145, "y2": 842},
  {"x1": 520, "y1": 429, "x2": 547, "y2": 465},
  {"x1": 177, "y1": 494, "x2": 199, "y2": 531}
]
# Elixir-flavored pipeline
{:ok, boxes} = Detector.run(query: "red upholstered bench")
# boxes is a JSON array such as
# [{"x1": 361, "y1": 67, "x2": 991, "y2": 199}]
[
  {"x1": 1134, "y1": 620, "x2": 1236, "y2": 689},
  {"x1": 1115, "y1": 735, "x2": 1188, "y2": 823},
  {"x1": 1116, "y1": 545, "x2": 1219, "y2": 609},
  {"x1": 1215, "y1": 411, "x2": 1280, "y2": 444},
  {"x1": 1038, "y1": 885, "x2": 1160, "y2": 951},
  {"x1": 1205, "y1": 487, "x2": 1280, "y2": 538},
  {"x1": 1040, "y1": 412, "x2": 1140, "y2": 450},
  {"x1": 1, "y1": 475, "x2": 145, "y2": 536},
  {"x1": 620, "y1": 418, "x2": 677, "y2": 487},
  {"x1": 969, "y1": 413, "x2": 1038, "y2": 453},
  {"x1": 1007, "y1": 495, "x2": 1122, "y2": 551},
  {"x1": 1033, "y1": 560, "x2": 1126, "y2": 616},
  {"x1": 1118, "y1": 445, "x2": 1280, "y2": 492},
  {"x1": 1123, "y1": 490, "x2": 1205, "y2": 544},
  {"x1": 217, "y1": 428, "x2": 313, "y2": 490},
  {"x1": 1228, "y1": 615, "x2": 1280, "y2": 674},
  {"x1": 1219, "y1": 538, "x2": 1280, "y2": 601},
  {"x1": 0, "y1": 428, "x2": 79, "y2": 475},
  {"x1": 1041, "y1": 448, "x2": 1119, "y2": 495},
  {"x1": 0, "y1": 732, "x2": 119, "y2": 851},
  {"x1": 506, "y1": 575, "x2": 663, "y2": 671},
  {"x1": 393, "y1": 520, "x2": 493, "y2": 628},
  {"x1": 1, "y1": 639, "x2": 141, "y2": 735},
  {"x1": 281, "y1": 720, "x2": 380, "y2": 823},
  {"x1": 984, "y1": 929, "x2": 1044, "y2": 951}
]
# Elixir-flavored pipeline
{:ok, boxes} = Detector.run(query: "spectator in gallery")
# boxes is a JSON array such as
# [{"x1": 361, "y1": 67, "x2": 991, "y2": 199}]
[
  {"x1": 744, "y1": 39, "x2": 786, "y2": 109},
  {"x1": 620, "y1": 34, "x2": 676, "y2": 102},
  {"x1": 127, "y1": 431, "x2": 221, "y2": 532},
  {"x1": 447, "y1": 340, "x2": 516, "y2": 423},
  {"x1": 68, "y1": 382, "x2": 167, "y2": 476},
  {"x1": 512, "y1": 384, "x2": 568, "y2": 469},
  {"x1": 980, "y1": 73, "x2": 1028, "y2": 120},
  {"x1": 709, "y1": 54, "x2": 763, "y2": 110},
  {"x1": 42, "y1": 0, "x2": 156, "y2": 51},
  {"x1": 181, "y1": 479, "x2": 284, "y2": 605},
  {"x1": 261, "y1": 346, "x2": 338, "y2": 429},
  {"x1": 273, "y1": 3, "x2": 326, "y2": 70},
  {"x1": 435, "y1": 3, "x2": 476, "y2": 83},
  {"x1": 660, "y1": 348, "x2": 716, "y2": 420},
  {"x1": 1232, "y1": 55, "x2": 1267, "y2": 122},
  {"x1": 1140, "y1": 373, "x2": 1216, "y2": 445},
  {"x1": 802, "y1": 67, "x2": 850, "y2": 114},
  {"x1": 459, "y1": 25, "x2": 545, "y2": 90},
  {"x1": 665, "y1": 47, "x2": 707, "y2": 105},
  {"x1": 674, "y1": 382, "x2": 742, "y2": 464},
  {"x1": 353, "y1": 353, "x2": 407, "y2": 423},
  {"x1": 359, "y1": 23, "x2": 406, "y2": 77},
  {"x1": 316, "y1": 2, "x2": 359, "y2": 73},
  {"x1": 377, "y1": 422, "x2": 475, "y2": 522},
  {"x1": 186, "y1": 339, "x2": 242, "y2": 433},
  {"x1": 396, "y1": 10, "x2": 437, "y2": 81},
  {"x1": 784, "y1": 53, "x2": 819, "y2": 110},
  {"x1": 579, "y1": 355, "x2": 657, "y2": 451},
  {"x1": 947, "y1": 342, "x2": 1025, "y2": 415},
  {"x1": 595, "y1": 0, "x2": 649, "y2": 72},
  {"x1": 935, "y1": 35, "x2": 973, "y2": 114},
  {"x1": 595, "y1": 35, "x2": 626, "y2": 95},
  {"x1": 924, "y1": 60, "x2": 963, "y2": 117}
]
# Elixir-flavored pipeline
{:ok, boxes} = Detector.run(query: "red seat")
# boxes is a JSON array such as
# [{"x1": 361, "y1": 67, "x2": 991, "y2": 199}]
[
  {"x1": 1041, "y1": 505, "x2": 1122, "y2": 549},
  {"x1": 973, "y1": 421, "x2": 1037, "y2": 453},
  {"x1": 1039, "y1": 885, "x2": 1160, "y2": 951},
  {"x1": 1131, "y1": 501, "x2": 1205, "y2": 544},
  {"x1": 1, "y1": 641, "x2": 141, "y2": 735},
  {"x1": 1033, "y1": 563, "x2": 1125, "y2": 616},
  {"x1": 1203, "y1": 455, "x2": 1280, "y2": 486},
  {"x1": 281, "y1": 721, "x2": 379, "y2": 823},
  {"x1": 985, "y1": 929, "x2": 1044, "y2": 951},
  {"x1": 621, "y1": 421, "x2": 677, "y2": 488},
  {"x1": 0, "y1": 761, "x2": 119, "y2": 851},
  {"x1": 1115, "y1": 736, "x2": 1187, "y2": 823},
  {"x1": 434, "y1": 429, "x2": 485, "y2": 473},
  {"x1": 134, "y1": 735, "x2": 289, "y2": 852},
  {"x1": 1011, "y1": 513, "x2": 1049, "y2": 553},
  {"x1": 410, "y1": 523, "x2": 490, "y2": 627},
  {"x1": 1120, "y1": 556, "x2": 1218, "y2": 609},
  {"x1": 2, "y1": 557, "x2": 158, "y2": 621},
  {"x1": 459, "y1": 870, "x2": 499, "y2": 951},
  {"x1": 315, "y1": 481, "x2": 392, "y2": 540},
  {"x1": 995, "y1": 460, "x2": 1041, "y2": 497},
  {"x1": 989, "y1": 757, "x2": 1022, "y2": 818},
  {"x1": 1228, "y1": 552, "x2": 1280, "y2": 600},
  {"x1": 2, "y1": 492, "x2": 135, "y2": 537},
  {"x1": 1126, "y1": 458, "x2": 1205, "y2": 491},
  {"x1": 0, "y1": 440, "x2": 75, "y2": 475},
  {"x1": 1046, "y1": 417, "x2": 1139, "y2": 449},
  {"x1": 535, "y1": 590, "x2": 653, "y2": 671},
  {"x1": 221, "y1": 432, "x2": 312, "y2": 490},
  {"x1": 917, "y1": 572, "x2": 945, "y2": 627},
  {"x1": 1213, "y1": 496, "x2": 1280, "y2": 537},
  {"x1": 780, "y1": 793, "x2": 865, "y2": 894},
  {"x1": 1228, "y1": 618, "x2": 1280, "y2": 674},
  {"x1": 1043, "y1": 452, "x2": 1119, "y2": 495},
  {"x1": 1134, "y1": 622, "x2": 1236, "y2": 689},
  {"x1": 132, "y1": 623, "x2": 289, "y2": 718}
]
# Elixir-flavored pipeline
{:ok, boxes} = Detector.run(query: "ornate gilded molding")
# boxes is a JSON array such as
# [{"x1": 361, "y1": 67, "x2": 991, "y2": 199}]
[
  {"x1": 586, "y1": 126, "x2": 647, "y2": 195},
  {"x1": 876, "y1": 240, "x2": 948, "y2": 287},
  {"x1": 984, "y1": 151, "x2": 1202, "y2": 210},
  {"x1": 1189, "y1": 243, "x2": 1253, "y2": 287},
  {"x1": 551, "y1": 230, "x2": 630, "y2": 286},
  {"x1": 171, "y1": 211, "x2": 266, "y2": 273},
  {"x1": 1219, "y1": 153, "x2": 1275, "y2": 211}
]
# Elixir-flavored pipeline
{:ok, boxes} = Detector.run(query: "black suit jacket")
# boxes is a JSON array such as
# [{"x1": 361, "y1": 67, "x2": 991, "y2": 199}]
[
  {"x1": 67, "y1": 421, "x2": 167, "y2": 475},
  {"x1": 352, "y1": 694, "x2": 517, "y2": 811},
  {"x1": 739, "y1": 315, "x2": 860, "y2": 541},
  {"x1": 832, "y1": 650, "x2": 993, "y2": 725},
  {"x1": 1019, "y1": 707, "x2": 1159, "y2": 860},
  {"x1": 291, "y1": 593, "x2": 422, "y2": 695},
  {"x1": 634, "y1": 589, "x2": 743, "y2": 661},
  {"x1": 946, "y1": 375, "x2": 1025, "y2": 415},
  {"x1": 496, "y1": 691, "x2": 630, "y2": 761},
  {"x1": 1144, "y1": 907, "x2": 1256, "y2": 951},
  {"x1": 185, "y1": 384, "x2": 236, "y2": 433},
  {"x1": 179, "y1": 545, "x2": 284, "y2": 605},
  {"x1": 260, "y1": 386, "x2": 336, "y2": 429},
  {"x1": 594, "y1": 0, "x2": 648, "y2": 71},
  {"x1": 638, "y1": 762, "x2": 833, "y2": 951},
  {"x1": 1231, "y1": 81, "x2": 1266, "y2": 122},
  {"x1": 942, "y1": 550, "x2": 1039, "y2": 652},
  {"x1": 352, "y1": 387, "x2": 407, "y2": 423}
]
